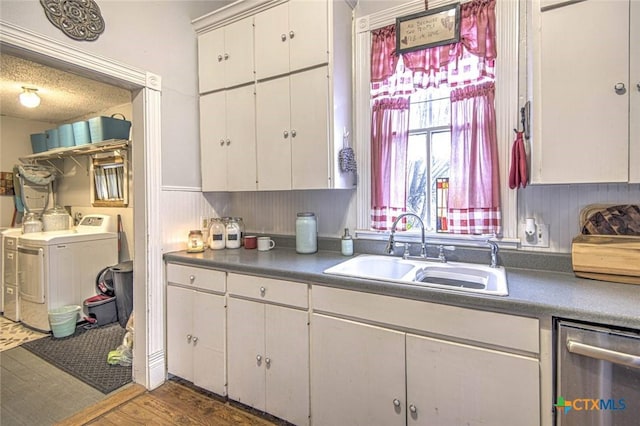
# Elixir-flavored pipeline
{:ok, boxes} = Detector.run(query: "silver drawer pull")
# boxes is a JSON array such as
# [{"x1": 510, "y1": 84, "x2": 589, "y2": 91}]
[
  {"x1": 189, "y1": 275, "x2": 195, "y2": 282},
  {"x1": 567, "y1": 340, "x2": 640, "y2": 369}
]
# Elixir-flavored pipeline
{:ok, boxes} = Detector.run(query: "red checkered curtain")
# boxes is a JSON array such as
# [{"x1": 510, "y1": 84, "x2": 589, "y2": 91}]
[{"x1": 448, "y1": 82, "x2": 501, "y2": 235}]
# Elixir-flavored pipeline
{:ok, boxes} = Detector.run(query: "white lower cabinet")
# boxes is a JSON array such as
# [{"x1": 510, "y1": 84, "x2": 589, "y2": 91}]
[
  {"x1": 166, "y1": 264, "x2": 226, "y2": 396},
  {"x1": 227, "y1": 274, "x2": 310, "y2": 426},
  {"x1": 310, "y1": 287, "x2": 541, "y2": 426}
]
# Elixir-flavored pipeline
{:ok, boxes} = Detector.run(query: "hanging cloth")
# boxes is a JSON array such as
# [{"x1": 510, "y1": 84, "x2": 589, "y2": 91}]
[{"x1": 508, "y1": 130, "x2": 528, "y2": 189}]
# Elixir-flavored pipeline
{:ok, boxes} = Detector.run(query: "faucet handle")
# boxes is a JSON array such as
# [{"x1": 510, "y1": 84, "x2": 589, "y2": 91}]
[{"x1": 438, "y1": 245, "x2": 455, "y2": 262}]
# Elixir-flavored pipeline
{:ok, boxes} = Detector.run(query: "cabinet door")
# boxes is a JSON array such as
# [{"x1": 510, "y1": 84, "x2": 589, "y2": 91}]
[
  {"x1": 193, "y1": 292, "x2": 226, "y2": 396},
  {"x1": 256, "y1": 76, "x2": 292, "y2": 190},
  {"x1": 288, "y1": 0, "x2": 328, "y2": 72},
  {"x1": 226, "y1": 84, "x2": 257, "y2": 191},
  {"x1": 254, "y1": 2, "x2": 290, "y2": 80},
  {"x1": 223, "y1": 16, "x2": 255, "y2": 88},
  {"x1": 198, "y1": 27, "x2": 225, "y2": 93},
  {"x1": 166, "y1": 286, "x2": 193, "y2": 381},
  {"x1": 265, "y1": 305, "x2": 309, "y2": 426},
  {"x1": 227, "y1": 297, "x2": 266, "y2": 411},
  {"x1": 200, "y1": 91, "x2": 227, "y2": 191},
  {"x1": 290, "y1": 67, "x2": 330, "y2": 189},
  {"x1": 406, "y1": 334, "x2": 540, "y2": 426},
  {"x1": 310, "y1": 314, "x2": 406, "y2": 426},
  {"x1": 533, "y1": 0, "x2": 629, "y2": 183}
]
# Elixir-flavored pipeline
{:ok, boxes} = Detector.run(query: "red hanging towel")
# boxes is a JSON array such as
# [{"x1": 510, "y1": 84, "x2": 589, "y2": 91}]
[{"x1": 509, "y1": 131, "x2": 528, "y2": 189}]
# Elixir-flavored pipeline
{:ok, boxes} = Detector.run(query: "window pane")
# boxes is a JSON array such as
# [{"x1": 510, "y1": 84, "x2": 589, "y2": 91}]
[
  {"x1": 406, "y1": 134, "x2": 428, "y2": 230},
  {"x1": 430, "y1": 131, "x2": 451, "y2": 230}
]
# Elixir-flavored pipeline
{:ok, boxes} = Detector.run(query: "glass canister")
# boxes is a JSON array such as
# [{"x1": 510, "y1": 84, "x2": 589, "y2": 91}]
[
  {"x1": 186, "y1": 230, "x2": 205, "y2": 253},
  {"x1": 296, "y1": 212, "x2": 317, "y2": 254},
  {"x1": 225, "y1": 218, "x2": 241, "y2": 249},
  {"x1": 233, "y1": 217, "x2": 245, "y2": 246},
  {"x1": 208, "y1": 218, "x2": 226, "y2": 250}
]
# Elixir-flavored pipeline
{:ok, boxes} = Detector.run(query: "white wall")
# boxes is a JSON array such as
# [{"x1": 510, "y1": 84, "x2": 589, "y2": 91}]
[{"x1": 0, "y1": 116, "x2": 54, "y2": 227}]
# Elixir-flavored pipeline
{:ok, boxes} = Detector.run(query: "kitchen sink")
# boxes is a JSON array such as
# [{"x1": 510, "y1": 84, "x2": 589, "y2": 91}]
[{"x1": 323, "y1": 254, "x2": 508, "y2": 296}]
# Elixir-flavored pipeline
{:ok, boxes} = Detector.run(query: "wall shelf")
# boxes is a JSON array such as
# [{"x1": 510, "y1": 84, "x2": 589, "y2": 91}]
[{"x1": 19, "y1": 139, "x2": 130, "y2": 163}]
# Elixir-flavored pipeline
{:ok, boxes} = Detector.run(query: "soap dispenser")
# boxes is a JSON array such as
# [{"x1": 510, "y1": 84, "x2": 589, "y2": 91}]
[{"x1": 341, "y1": 228, "x2": 353, "y2": 256}]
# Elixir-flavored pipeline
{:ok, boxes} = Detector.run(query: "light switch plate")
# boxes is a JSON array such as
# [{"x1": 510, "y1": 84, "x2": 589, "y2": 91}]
[{"x1": 521, "y1": 223, "x2": 550, "y2": 248}]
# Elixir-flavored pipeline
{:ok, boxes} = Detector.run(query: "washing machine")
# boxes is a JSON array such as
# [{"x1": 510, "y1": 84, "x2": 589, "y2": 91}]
[{"x1": 17, "y1": 214, "x2": 118, "y2": 332}]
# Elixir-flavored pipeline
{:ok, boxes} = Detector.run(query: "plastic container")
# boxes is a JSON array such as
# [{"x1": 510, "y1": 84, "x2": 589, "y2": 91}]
[
  {"x1": 45, "y1": 128, "x2": 59, "y2": 150},
  {"x1": 72, "y1": 121, "x2": 91, "y2": 145},
  {"x1": 30, "y1": 133, "x2": 47, "y2": 153},
  {"x1": 48, "y1": 305, "x2": 81, "y2": 338},
  {"x1": 57, "y1": 123, "x2": 75, "y2": 147},
  {"x1": 84, "y1": 294, "x2": 117, "y2": 325},
  {"x1": 88, "y1": 114, "x2": 132, "y2": 142},
  {"x1": 296, "y1": 212, "x2": 318, "y2": 254}
]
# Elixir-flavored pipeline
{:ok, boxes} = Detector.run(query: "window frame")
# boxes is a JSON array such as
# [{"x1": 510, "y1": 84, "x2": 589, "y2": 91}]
[{"x1": 353, "y1": 0, "x2": 520, "y2": 248}]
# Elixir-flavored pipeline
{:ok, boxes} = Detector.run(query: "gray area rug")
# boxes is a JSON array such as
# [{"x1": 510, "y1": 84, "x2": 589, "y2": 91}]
[{"x1": 22, "y1": 323, "x2": 132, "y2": 394}]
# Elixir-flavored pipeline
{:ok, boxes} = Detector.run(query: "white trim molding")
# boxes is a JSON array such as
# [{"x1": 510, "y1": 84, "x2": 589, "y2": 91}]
[{"x1": 1, "y1": 20, "x2": 165, "y2": 390}]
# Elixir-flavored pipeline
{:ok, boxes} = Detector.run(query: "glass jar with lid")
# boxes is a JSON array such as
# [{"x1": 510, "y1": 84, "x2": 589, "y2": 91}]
[
  {"x1": 187, "y1": 230, "x2": 205, "y2": 253},
  {"x1": 208, "y1": 218, "x2": 226, "y2": 250},
  {"x1": 296, "y1": 212, "x2": 317, "y2": 254},
  {"x1": 225, "y1": 218, "x2": 241, "y2": 249},
  {"x1": 232, "y1": 217, "x2": 245, "y2": 246}
]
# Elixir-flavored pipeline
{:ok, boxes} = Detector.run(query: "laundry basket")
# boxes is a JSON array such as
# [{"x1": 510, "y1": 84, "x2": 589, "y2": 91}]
[{"x1": 48, "y1": 305, "x2": 81, "y2": 338}]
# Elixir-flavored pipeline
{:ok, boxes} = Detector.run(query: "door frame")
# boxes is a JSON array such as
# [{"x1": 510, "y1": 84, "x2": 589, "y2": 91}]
[{"x1": 0, "y1": 21, "x2": 165, "y2": 390}]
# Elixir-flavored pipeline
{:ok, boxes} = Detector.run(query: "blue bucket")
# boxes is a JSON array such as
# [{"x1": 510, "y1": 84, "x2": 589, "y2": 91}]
[{"x1": 30, "y1": 133, "x2": 47, "y2": 153}]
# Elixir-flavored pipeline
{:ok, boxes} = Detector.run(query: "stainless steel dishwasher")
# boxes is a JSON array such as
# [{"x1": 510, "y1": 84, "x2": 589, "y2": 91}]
[{"x1": 556, "y1": 320, "x2": 640, "y2": 426}]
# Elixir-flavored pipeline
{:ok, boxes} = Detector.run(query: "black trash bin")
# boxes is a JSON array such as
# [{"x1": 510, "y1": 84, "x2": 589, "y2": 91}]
[{"x1": 111, "y1": 260, "x2": 133, "y2": 328}]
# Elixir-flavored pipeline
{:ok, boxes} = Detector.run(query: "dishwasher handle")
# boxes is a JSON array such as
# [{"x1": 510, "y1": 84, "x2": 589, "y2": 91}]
[{"x1": 567, "y1": 340, "x2": 640, "y2": 370}]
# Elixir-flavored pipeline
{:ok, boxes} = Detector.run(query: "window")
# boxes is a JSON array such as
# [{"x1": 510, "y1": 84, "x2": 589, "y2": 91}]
[
  {"x1": 355, "y1": 0, "x2": 519, "y2": 241},
  {"x1": 406, "y1": 87, "x2": 451, "y2": 231}
]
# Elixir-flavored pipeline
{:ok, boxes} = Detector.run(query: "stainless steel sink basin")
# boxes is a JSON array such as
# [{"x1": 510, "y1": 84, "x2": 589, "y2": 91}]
[{"x1": 324, "y1": 254, "x2": 508, "y2": 296}]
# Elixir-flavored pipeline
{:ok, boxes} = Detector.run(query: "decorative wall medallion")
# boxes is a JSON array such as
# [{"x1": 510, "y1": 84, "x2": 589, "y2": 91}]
[{"x1": 40, "y1": 0, "x2": 105, "y2": 41}]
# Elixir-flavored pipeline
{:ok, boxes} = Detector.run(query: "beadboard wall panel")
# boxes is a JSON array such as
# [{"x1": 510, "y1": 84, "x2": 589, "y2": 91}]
[{"x1": 518, "y1": 183, "x2": 640, "y2": 253}]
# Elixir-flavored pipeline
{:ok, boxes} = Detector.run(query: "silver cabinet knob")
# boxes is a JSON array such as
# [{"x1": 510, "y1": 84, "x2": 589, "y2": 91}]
[
  {"x1": 260, "y1": 286, "x2": 266, "y2": 295},
  {"x1": 219, "y1": 139, "x2": 225, "y2": 146},
  {"x1": 189, "y1": 274, "x2": 195, "y2": 282},
  {"x1": 291, "y1": 129, "x2": 297, "y2": 138},
  {"x1": 283, "y1": 130, "x2": 289, "y2": 138},
  {"x1": 289, "y1": 30, "x2": 295, "y2": 39},
  {"x1": 409, "y1": 404, "x2": 417, "y2": 413},
  {"x1": 614, "y1": 82, "x2": 626, "y2": 94},
  {"x1": 256, "y1": 354, "x2": 262, "y2": 362},
  {"x1": 192, "y1": 336, "x2": 198, "y2": 344},
  {"x1": 186, "y1": 334, "x2": 192, "y2": 342},
  {"x1": 393, "y1": 398, "x2": 401, "y2": 407},
  {"x1": 224, "y1": 53, "x2": 229, "y2": 60},
  {"x1": 226, "y1": 139, "x2": 231, "y2": 146},
  {"x1": 265, "y1": 357, "x2": 271, "y2": 366},
  {"x1": 281, "y1": 34, "x2": 287, "y2": 42},
  {"x1": 217, "y1": 54, "x2": 223, "y2": 62}
]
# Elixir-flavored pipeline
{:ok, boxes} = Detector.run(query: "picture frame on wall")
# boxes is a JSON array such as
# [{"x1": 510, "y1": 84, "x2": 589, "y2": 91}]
[{"x1": 396, "y1": 3, "x2": 461, "y2": 54}]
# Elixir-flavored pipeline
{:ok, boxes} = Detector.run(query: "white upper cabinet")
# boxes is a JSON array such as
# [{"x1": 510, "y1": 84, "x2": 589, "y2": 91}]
[
  {"x1": 254, "y1": 0, "x2": 329, "y2": 80},
  {"x1": 197, "y1": 16, "x2": 254, "y2": 93},
  {"x1": 529, "y1": 0, "x2": 639, "y2": 184}
]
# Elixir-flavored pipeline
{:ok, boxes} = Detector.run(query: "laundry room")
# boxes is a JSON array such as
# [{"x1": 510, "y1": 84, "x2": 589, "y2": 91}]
[{"x1": 0, "y1": 52, "x2": 135, "y2": 330}]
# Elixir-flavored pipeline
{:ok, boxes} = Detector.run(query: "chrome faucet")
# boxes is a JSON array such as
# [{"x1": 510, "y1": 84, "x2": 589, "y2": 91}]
[
  {"x1": 385, "y1": 213, "x2": 427, "y2": 258},
  {"x1": 487, "y1": 240, "x2": 499, "y2": 268}
]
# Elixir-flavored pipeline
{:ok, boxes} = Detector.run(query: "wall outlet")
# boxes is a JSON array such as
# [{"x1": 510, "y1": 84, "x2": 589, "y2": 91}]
[{"x1": 521, "y1": 223, "x2": 550, "y2": 248}]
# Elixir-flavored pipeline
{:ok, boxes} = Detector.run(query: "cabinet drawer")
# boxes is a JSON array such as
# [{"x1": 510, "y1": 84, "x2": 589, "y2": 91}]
[
  {"x1": 312, "y1": 286, "x2": 539, "y2": 354},
  {"x1": 228, "y1": 273, "x2": 308, "y2": 309},
  {"x1": 166, "y1": 263, "x2": 225, "y2": 293}
]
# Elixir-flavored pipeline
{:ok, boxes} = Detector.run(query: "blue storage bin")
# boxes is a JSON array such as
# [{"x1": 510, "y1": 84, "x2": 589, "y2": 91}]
[
  {"x1": 72, "y1": 120, "x2": 91, "y2": 145},
  {"x1": 88, "y1": 114, "x2": 132, "y2": 142},
  {"x1": 58, "y1": 124, "x2": 75, "y2": 147},
  {"x1": 45, "y1": 128, "x2": 59, "y2": 150},
  {"x1": 30, "y1": 133, "x2": 47, "y2": 153}
]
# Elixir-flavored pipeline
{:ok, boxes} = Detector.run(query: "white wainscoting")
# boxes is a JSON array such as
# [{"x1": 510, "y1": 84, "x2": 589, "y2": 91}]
[{"x1": 518, "y1": 183, "x2": 640, "y2": 252}]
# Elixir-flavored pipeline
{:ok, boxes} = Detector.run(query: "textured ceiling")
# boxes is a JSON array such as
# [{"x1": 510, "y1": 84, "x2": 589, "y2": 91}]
[{"x1": 0, "y1": 53, "x2": 132, "y2": 124}]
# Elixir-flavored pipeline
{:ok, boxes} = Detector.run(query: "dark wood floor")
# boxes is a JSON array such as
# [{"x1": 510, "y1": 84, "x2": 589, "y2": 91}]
[{"x1": 57, "y1": 379, "x2": 283, "y2": 426}]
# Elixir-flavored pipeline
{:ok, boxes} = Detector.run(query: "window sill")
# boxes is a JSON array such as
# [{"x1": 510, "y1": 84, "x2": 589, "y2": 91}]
[{"x1": 354, "y1": 229, "x2": 519, "y2": 250}]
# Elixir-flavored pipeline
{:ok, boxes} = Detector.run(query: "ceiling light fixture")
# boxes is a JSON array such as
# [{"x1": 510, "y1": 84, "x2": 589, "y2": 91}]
[{"x1": 19, "y1": 87, "x2": 41, "y2": 108}]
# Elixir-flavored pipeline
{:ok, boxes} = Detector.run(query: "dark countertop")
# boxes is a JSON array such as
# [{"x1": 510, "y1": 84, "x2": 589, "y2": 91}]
[{"x1": 164, "y1": 246, "x2": 640, "y2": 331}]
